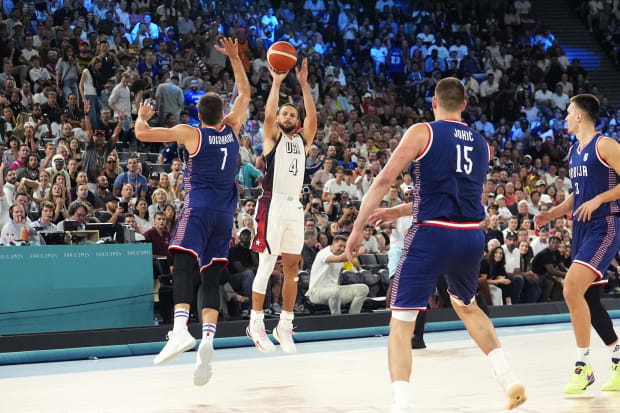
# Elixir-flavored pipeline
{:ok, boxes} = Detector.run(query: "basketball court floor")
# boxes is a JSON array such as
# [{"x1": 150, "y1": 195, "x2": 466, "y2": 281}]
[{"x1": 1, "y1": 320, "x2": 619, "y2": 412}]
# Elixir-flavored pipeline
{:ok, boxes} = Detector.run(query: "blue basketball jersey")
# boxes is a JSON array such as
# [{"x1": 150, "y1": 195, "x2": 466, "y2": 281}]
[
  {"x1": 388, "y1": 48, "x2": 403, "y2": 73},
  {"x1": 569, "y1": 133, "x2": 620, "y2": 219},
  {"x1": 184, "y1": 124, "x2": 239, "y2": 213},
  {"x1": 408, "y1": 120, "x2": 489, "y2": 223}
]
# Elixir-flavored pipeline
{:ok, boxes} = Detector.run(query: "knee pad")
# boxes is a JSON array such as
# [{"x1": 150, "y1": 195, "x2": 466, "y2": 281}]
[
  {"x1": 391, "y1": 309, "x2": 419, "y2": 323},
  {"x1": 200, "y1": 262, "x2": 225, "y2": 310},
  {"x1": 252, "y1": 253, "x2": 278, "y2": 294},
  {"x1": 172, "y1": 251, "x2": 198, "y2": 305}
]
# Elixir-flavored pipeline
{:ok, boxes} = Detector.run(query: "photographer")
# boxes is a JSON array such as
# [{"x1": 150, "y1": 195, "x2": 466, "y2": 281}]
[{"x1": 303, "y1": 195, "x2": 327, "y2": 226}]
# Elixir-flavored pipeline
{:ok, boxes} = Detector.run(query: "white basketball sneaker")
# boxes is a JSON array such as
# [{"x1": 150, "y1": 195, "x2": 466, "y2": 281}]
[
  {"x1": 246, "y1": 317, "x2": 276, "y2": 353},
  {"x1": 495, "y1": 370, "x2": 527, "y2": 410},
  {"x1": 153, "y1": 329, "x2": 196, "y2": 365},
  {"x1": 273, "y1": 319, "x2": 296, "y2": 354},
  {"x1": 193, "y1": 340, "x2": 214, "y2": 386}
]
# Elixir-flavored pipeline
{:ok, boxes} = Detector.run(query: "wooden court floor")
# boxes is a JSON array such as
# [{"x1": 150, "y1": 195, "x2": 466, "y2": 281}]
[{"x1": 1, "y1": 326, "x2": 619, "y2": 412}]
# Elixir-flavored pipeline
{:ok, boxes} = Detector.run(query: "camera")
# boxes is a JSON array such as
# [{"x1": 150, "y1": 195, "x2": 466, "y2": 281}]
[
  {"x1": 311, "y1": 202, "x2": 320, "y2": 210},
  {"x1": 302, "y1": 185, "x2": 311, "y2": 194},
  {"x1": 334, "y1": 193, "x2": 342, "y2": 201}
]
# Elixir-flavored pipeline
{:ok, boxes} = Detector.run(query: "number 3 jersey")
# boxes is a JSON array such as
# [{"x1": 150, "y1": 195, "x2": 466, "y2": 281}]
[
  {"x1": 569, "y1": 133, "x2": 620, "y2": 220},
  {"x1": 408, "y1": 120, "x2": 489, "y2": 223},
  {"x1": 262, "y1": 132, "x2": 305, "y2": 196},
  {"x1": 184, "y1": 124, "x2": 239, "y2": 213}
]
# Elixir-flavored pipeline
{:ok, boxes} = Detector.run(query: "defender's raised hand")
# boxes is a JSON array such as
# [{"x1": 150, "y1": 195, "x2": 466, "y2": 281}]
[
  {"x1": 214, "y1": 37, "x2": 239, "y2": 58},
  {"x1": 138, "y1": 101, "x2": 154, "y2": 121}
]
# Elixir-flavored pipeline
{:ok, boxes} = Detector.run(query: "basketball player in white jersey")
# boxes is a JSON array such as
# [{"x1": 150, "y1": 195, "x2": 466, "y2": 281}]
[{"x1": 247, "y1": 58, "x2": 317, "y2": 353}]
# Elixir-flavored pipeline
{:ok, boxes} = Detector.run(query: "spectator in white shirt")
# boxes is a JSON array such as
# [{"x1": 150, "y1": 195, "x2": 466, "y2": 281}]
[
  {"x1": 531, "y1": 227, "x2": 550, "y2": 256},
  {"x1": 550, "y1": 84, "x2": 570, "y2": 111},
  {"x1": 107, "y1": 72, "x2": 131, "y2": 130},
  {"x1": 323, "y1": 166, "x2": 350, "y2": 201},
  {"x1": 1, "y1": 203, "x2": 26, "y2": 244},
  {"x1": 480, "y1": 73, "x2": 499, "y2": 98},
  {"x1": 306, "y1": 236, "x2": 368, "y2": 315},
  {"x1": 359, "y1": 224, "x2": 380, "y2": 254}
]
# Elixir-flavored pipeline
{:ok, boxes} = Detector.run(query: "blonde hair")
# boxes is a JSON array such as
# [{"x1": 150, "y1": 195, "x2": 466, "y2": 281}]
[{"x1": 151, "y1": 188, "x2": 168, "y2": 203}]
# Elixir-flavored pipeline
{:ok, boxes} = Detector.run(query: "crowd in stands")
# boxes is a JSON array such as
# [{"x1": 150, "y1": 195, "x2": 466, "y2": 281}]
[{"x1": 1, "y1": 0, "x2": 620, "y2": 320}]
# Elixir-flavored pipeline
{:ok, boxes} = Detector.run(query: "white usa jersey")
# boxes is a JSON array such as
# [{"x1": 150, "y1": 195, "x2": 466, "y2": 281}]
[{"x1": 262, "y1": 132, "x2": 305, "y2": 197}]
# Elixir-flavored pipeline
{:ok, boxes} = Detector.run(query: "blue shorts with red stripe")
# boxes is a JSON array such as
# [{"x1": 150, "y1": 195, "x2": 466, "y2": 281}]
[
  {"x1": 390, "y1": 221, "x2": 484, "y2": 310},
  {"x1": 169, "y1": 207, "x2": 233, "y2": 271},
  {"x1": 572, "y1": 215, "x2": 620, "y2": 285}
]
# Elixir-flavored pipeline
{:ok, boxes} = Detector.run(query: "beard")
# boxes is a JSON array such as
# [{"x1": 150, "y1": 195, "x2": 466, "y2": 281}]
[{"x1": 278, "y1": 122, "x2": 295, "y2": 133}]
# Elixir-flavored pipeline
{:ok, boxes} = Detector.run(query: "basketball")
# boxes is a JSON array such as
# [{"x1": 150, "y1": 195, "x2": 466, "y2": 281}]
[{"x1": 267, "y1": 41, "x2": 298, "y2": 73}]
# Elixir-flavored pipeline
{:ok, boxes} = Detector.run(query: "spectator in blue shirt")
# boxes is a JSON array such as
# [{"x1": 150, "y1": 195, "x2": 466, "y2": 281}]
[{"x1": 113, "y1": 155, "x2": 147, "y2": 199}]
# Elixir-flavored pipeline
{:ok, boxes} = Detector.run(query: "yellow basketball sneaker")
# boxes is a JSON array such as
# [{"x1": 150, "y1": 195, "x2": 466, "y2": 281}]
[
  {"x1": 564, "y1": 362, "x2": 595, "y2": 394},
  {"x1": 601, "y1": 361, "x2": 620, "y2": 391}
]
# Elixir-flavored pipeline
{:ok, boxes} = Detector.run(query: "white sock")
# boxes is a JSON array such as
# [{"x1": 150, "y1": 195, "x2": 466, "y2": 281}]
[
  {"x1": 251, "y1": 309, "x2": 264, "y2": 323},
  {"x1": 576, "y1": 347, "x2": 590, "y2": 364},
  {"x1": 488, "y1": 348, "x2": 510, "y2": 375},
  {"x1": 391, "y1": 380, "x2": 409, "y2": 408},
  {"x1": 202, "y1": 323, "x2": 216, "y2": 342},
  {"x1": 609, "y1": 342, "x2": 620, "y2": 362},
  {"x1": 279, "y1": 310, "x2": 294, "y2": 327},
  {"x1": 173, "y1": 309, "x2": 189, "y2": 331}
]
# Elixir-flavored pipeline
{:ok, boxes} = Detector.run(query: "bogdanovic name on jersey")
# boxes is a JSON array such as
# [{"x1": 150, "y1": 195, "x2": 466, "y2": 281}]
[{"x1": 209, "y1": 134, "x2": 235, "y2": 145}]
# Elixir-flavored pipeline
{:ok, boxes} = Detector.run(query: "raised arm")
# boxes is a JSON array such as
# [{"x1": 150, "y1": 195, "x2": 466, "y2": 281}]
[
  {"x1": 346, "y1": 123, "x2": 429, "y2": 262},
  {"x1": 135, "y1": 102, "x2": 199, "y2": 153},
  {"x1": 263, "y1": 66, "x2": 289, "y2": 150},
  {"x1": 83, "y1": 99, "x2": 93, "y2": 142},
  {"x1": 216, "y1": 37, "x2": 251, "y2": 136},
  {"x1": 296, "y1": 58, "x2": 317, "y2": 150}
]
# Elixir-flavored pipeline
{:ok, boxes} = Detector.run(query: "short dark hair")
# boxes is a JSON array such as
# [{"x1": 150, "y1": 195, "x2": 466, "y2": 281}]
[
  {"x1": 570, "y1": 94, "x2": 600, "y2": 123},
  {"x1": 198, "y1": 93, "x2": 223, "y2": 126},
  {"x1": 277, "y1": 103, "x2": 299, "y2": 116},
  {"x1": 435, "y1": 77, "x2": 465, "y2": 112},
  {"x1": 333, "y1": 235, "x2": 347, "y2": 244}
]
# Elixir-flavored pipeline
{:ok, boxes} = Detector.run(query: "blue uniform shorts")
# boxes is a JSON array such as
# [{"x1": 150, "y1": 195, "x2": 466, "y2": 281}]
[
  {"x1": 390, "y1": 221, "x2": 485, "y2": 310},
  {"x1": 572, "y1": 215, "x2": 620, "y2": 285},
  {"x1": 169, "y1": 207, "x2": 233, "y2": 271}
]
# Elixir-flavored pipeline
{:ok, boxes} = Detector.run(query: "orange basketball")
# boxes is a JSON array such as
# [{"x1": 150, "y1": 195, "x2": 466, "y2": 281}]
[{"x1": 267, "y1": 41, "x2": 298, "y2": 73}]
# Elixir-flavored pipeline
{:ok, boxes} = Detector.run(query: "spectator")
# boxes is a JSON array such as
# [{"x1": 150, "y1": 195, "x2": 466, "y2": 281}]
[
  {"x1": 302, "y1": 229, "x2": 320, "y2": 271},
  {"x1": 57, "y1": 201, "x2": 88, "y2": 231},
  {"x1": 144, "y1": 211, "x2": 172, "y2": 260},
  {"x1": 531, "y1": 226, "x2": 550, "y2": 256},
  {"x1": 227, "y1": 227, "x2": 259, "y2": 310},
  {"x1": 156, "y1": 74, "x2": 184, "y2": 126},
  {"x1": 480, "y1": 246, "x2": 512, "y2": 305},
  {"x1": 531, "y1": 236, "x2": 566, "y2": 301},
  {"x1": 359, "y1": 224, "x2": 380, "y2": 254},
  {"x1": 113, "y1": 156, "x2": 147, "y2": 199},
  {"x1": 306, "y1": 235, "x2": 367, "y2": 314}
]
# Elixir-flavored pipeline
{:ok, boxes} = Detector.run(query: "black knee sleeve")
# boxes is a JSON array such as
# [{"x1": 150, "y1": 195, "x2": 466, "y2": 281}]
[
  {"x1": 172, "y1": 251, "x2": 199, "y2": 305},
  {"x1": 585, "y1": 285, "x2": 618, "y2": 346},
  {"x1": 200, "y1": 262, "x2": 226, "y2": 310}
]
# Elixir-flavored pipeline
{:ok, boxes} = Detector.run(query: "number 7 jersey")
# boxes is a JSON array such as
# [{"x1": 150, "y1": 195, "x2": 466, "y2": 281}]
[
  {"x1": 408, "y1": 120, "x2": 489, "y2": 223},
  {"x1": 184, "y1": 124, "x2": 239, "y2": 213},
  {"x1": 262, "y1": 132, "x2": 306, "y2": 196}
]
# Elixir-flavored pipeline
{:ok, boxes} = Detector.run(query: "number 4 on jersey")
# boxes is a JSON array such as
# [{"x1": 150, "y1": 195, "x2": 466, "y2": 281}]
[{"x1": 289, "y1": 158, "x2": 298, "y2": 176}]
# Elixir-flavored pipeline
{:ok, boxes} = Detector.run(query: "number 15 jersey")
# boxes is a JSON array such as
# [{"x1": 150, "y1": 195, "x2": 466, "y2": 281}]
[
  {"x1": 409, "y1": 120, "x2": 489, "y2": 223},
  {"x1": 263, "y1": 132, "x2": 306, "y2": 197}
]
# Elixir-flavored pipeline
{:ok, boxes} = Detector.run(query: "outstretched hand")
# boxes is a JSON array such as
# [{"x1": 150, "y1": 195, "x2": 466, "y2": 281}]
[
  {"x1": 214, "y1": 37, "x2": 239, "y2": 58},
  {"x1": 268, "y1": 64, "x2": 289, "y2": 83},
  {"x1": 295, "y1": 58, "x2": 308, "y2": 87},
  {"x1": 138, "y1": 101, "x2": 155, "y2": 121}
]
